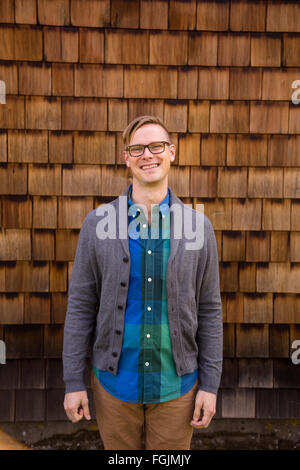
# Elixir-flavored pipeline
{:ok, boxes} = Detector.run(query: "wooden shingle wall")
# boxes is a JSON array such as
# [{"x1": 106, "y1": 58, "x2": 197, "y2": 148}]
[{"x1": 0, "y1": 0, "x2": 300, "y2": 424}]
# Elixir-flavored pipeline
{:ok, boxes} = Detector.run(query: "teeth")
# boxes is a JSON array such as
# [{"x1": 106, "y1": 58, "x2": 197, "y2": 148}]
[{"x1": 142, "y1": 164, "x2": 158, "y2": 169}]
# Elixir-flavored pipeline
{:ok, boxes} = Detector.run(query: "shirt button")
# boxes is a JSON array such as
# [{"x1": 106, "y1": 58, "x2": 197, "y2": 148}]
[
  {"x1": 146, "y1": 334, "x2": 151, "y2": 338},
  {"x1": 123, "y1": 257, "x2": 129, "y2": 263},
  {"x1": 147, "y1": 250, "x2": 152, "y2": 255},
  {"x1": 142, "y1": 223, "x2": 147, "y2": 228},
  {"x1": 145, "y1": 362, "x2": 150, "y2": 367},
  {"x1": 147, "y1": 277, "x2": 152, "y2": 282},
  {"x1": 147, "y1": 306, "x2": 151, "y2": 311}
]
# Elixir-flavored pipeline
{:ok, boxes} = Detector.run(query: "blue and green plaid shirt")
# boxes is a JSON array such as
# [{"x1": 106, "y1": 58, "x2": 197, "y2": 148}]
[{"x1": 93, "y1": 185, "x2": 197, "y2": 403}]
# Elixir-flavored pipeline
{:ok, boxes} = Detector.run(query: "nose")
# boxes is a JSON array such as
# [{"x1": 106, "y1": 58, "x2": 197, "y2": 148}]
[{"x1": 141, "y1": 145, "x2": 153, "y2": 158}]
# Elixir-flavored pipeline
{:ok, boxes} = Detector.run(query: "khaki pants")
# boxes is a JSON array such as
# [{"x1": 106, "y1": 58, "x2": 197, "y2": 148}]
[{"x1": 91, "y1": 372, "x2": 198, "y2": 450}]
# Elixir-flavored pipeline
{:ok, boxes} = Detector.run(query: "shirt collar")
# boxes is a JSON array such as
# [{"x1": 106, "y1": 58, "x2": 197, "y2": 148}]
[{"x1": 128, "y1": 184, "x2": 170, "y2": 217}]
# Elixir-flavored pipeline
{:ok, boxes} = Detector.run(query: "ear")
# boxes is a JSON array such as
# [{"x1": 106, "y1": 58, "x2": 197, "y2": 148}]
[
  {"x1": 169, "y1": 144, "x2": 176, "y2": 162},
  {"x1": 123, "y1": 150, "x2": 130, "y2": 167}
]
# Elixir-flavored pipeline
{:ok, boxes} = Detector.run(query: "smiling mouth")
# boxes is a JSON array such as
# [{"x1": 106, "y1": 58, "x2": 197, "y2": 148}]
[{"x1": 140, "y1": 163, "x2": 160, "y2": 170}]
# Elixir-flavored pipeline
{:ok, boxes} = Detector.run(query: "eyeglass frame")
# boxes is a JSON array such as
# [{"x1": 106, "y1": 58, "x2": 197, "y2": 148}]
[{"x1": 125, "y1": 141, "x2": 171, "y2": 158}]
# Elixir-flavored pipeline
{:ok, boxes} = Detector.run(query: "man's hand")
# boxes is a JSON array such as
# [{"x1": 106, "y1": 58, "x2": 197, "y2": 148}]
[
  {"x1": 190, "y1": 390, "x2": 216, "y2": 429},
  {"x1": 64, "y1": 391, "x2": 91, "y2": 423}
]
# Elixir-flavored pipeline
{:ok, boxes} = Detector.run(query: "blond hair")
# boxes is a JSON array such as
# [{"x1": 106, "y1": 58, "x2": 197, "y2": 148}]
[{"x1": 122, "y1": 115, "x2": 171, "y2": 147}]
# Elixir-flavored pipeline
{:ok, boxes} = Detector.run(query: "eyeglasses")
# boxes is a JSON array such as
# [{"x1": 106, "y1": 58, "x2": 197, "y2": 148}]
[{"x1": 126, "y1": 141, "x2": 171, "y2": 158}]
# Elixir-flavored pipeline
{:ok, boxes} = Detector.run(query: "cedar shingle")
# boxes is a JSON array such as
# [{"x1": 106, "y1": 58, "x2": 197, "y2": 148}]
[
  {"x1": 15, "y1": 0, "x2": 37, "y2": 24},
  {"x1": 32, "y1": 230, "x2": 55, "y2": 260},
  {"x1": 24, "y1": 293, "x2": 50, "y2": 324},
  {"x1": 291, "y1": 200, "x2": 300, "y2": 230},
  {"x1": 111, "y1": 0, "x2": 139, "y2": 28},
  {"x1": 236, "y1": 324, "x2": 269, "y2": 357},
  {"x1": 164, "y1": 101, "x2": 188, "y2": 133},
  {"x1": 100, "y1": 166, "x2": 131, "y2": 196},
  {"x1": 44, "y1": 324, "x2": 64, "y2": 358},
  {"x1": 16, "y1": 390, "x2": 45, "y2": 421},
  {"x1": 49, "y1": 261, "x2": 67, "y2": 292},
  {"x1": 270, "y1": 232, "x2": 289, "y2": 262},
  {"x1": 238, "y1": 359, "x2": 273, "y2": 388},
  {"x1": 270, "y1": 324, "x2": 290, "y2": 357},
  {"x1": 0, "y1": 360, "x2": 20, "y2": 389},
  {"x1": 178, "y1": 67, "x2": 198, "y2": 99},
  {"x1": 246, "y1": 231, "x2": 270, "y2": 262},
  {"x1": 33, "y1": 196, "x2": 57, "y2": 228},
  {"x1": 169, "y1": 0, "x2": 196, "y2": 30},
  {"x1": 128, "y1": 99, "x2": 164, "y2": 123},
  {"x1": 0, "y1": 0, "x2": 14, "y2": 22},
  {"x1": 46, "y1": 389, "x2": 69, "y2": 420},
  {"x1": 218, "y1": 167, "x2": 247, "y2": 198},
  {"x1": 262, "y1": 199, "x2": 291, "y2": 231},
  {"x1": 5, "y1": 261, "x2": 49, "y2": 292},
  {"x1": 257, "y1": 262, "x2": 300, "y2": 293},
  {"x1": 38, "y1": 0, "x2": 69, "y2": 25},
  {"x1": 0, "y1": 229, "x2": 31, "y2": 261},
  {"x1": 51, "y1": 293, "x2": 68, "y2": 324},
  {"x1": 256, "y1": 389, "x2": 299, "y2": 419},
  {"x1": 44, "y1": 27, "x2": 78, "y2": 62},
  {"x1": 5, "y1": 325, "x2": 44, "y2": 358},
  {"x1": 49, "y1": 131, "x2": 73, "y2": 164},
  {"x1": 150, "y1": 31, "x2": 187, "y2": 65},
  {"x1": 251, "y1": 34, "x2": 281, "y2": 67},
  {"x1": 0, "y1": 391, "x2": 14, "y2": 421},
  {"x1": 218, "y1": 33, "x2": 250, "y2": 66},
  {"x1": 223, "y1": 323, "x2": 235, "y2": 357},
  {"x1": 220, "y1": 358, "x2": 238, "y2": 388},
  {"x1": 28, "y1": 164, "x2": 61, "y2": 196},
  {"x1": 262, "y1": 69, "x2": 300, "y2": 100},
  {"x1": 108, "y1": 99, "x2": 128, "y2": 132},
  {"x1": 124, "y1": 66, "x2": 177, "y2": 99},
  {"x1": 26, "y1": 97, "x2": 61, "y2": 130},
  {"x1": 227, "y1": 135, "x2": 267, "y2": 166},
  {"x1": 0, "y1": 132, "x2": 7, "y2": 163},
  {"x1": 0, "y1": 294, "x2": 24, "y2": 324},
  {"x1": 0, "y1": 96, "x2": 25, "y2": 129},
  {"x1": 106, "y1": 29, "x2": 148, "y2": 64},
  {"x1": 52, "y1": 64, "x2": 74, "y2": 96},
  {"x1": 290, "y1": 232, "x2": 300, "y2": 262},
  {"x1": 273, "y1": 359, "x2": 300, "y2": 388},
  {"x1": 250, "y1": 102, "x2": 289, "y2": 134},
  {"x1": 56, "y1": 230, "x2": 78, "y2": 261},
  {"x1": 201, "y1": 134, "x2": 226, "y2": 166},
  {"x1": 62, "y1": 164, "x2": 101, "y2": 195},
  {"x1": 74, "y1": 132, "x2": 115, "y2": 164},
  {"x1": 198, "y1": 68, "x2": 229, "y2": 100},
  {"x1": 268, "y1": 135, "x2": 300, "y2": 167},
  {"x1": 289, "y1": 103, "x2": 300, "y2": 133},
  {"x1": 226, "y1": 292, "x2": 244, "y2": 322},
  {"x1": 0, "y1": 63, "x2": 18, "y2": 94},
  {"x1": 140, "y1": 0, "x2": 168, "y2": 30},
  {"x1": 284, "y1": 168, "x2": 300, "y2": 198},
  {"x1": 229, "y1": 68, "x2": 262, "y2": 100},
  {"x1": 190, "y1": 167, "x2": 217, "y2": 197},
  {"x1": 8, "y1": 130, "x2": 48, "y2": 163},
  {"x1": 210, "y1": 102, "x2": 249, "y2": 133},
  {"x1": 232, "y1": 198, "x2": 262, "y2": 231},
  {"x1": 20, "y1": 359, "x2": 45, "y2": 388},
  {"x1": 0, "y1": 163, "x2": 27, "y2": 195},
  {"x1": 62, "y1": 98, "x2": 107, "y2": 131},
  {"x1": 188, "y1": 100, "x2": 209, "y2": 132},
  {"x1": 2, "y1": 197, "x2": 32, "y2": 229},
  {"x1": 168, "y1": 166, "x2": 190, "y2": 197},
  {"x1": 248, "y1": 168, "x2": 283, "y2": 198},
  {"x1": 58, "y1": 197, "x2": 93, "y2": 229},
  {"x1": 243, "y1": 293, "x2": 273, "y2": 323},
  {"x1": 19, "y1": 62, "x2": 51, "y2": 95},
  {"x1": 199, "y1": 198, "x2": 231, "y2": 230},
  {"x1": 75, "y1": 64, "x2": 123, "y2": 98},
  {"x1": 267, "y1": 3, "x2": 300, "y2": 32},
  {"x1": 283, "y1": 34, "x2": 300, "y2": 66},
  {"x1": 178, "y1": 133, "x2": 200, "y2": 165},
  {"x1": 239, "y1": 262, "x2": 256, "y2": 293},
  {"x1": 70, "y1": 0, "x2": 110, "y2": 27},
  {"x1": 219, "y1": 262, "x2": 238, "y2": 292},
  {"x1": 223, "y1": 232, "x2": 245, "y2": 262},
  {"x1": 79, "y1": 28, "x2": 104, "y2": 63},
  {"x1": 196, "y1": 1, "x2": 229, "y2": 31},
  {"x1": 274, "y1": 294, "x2": 300, "y2": 324},
  {"x1": 188, "y1": 32, "x2": 218, "y2": 66},
  {"x1": 222, "y1": 389, "x2": 255, "y2": 418},
  {"x1": 230, "y1": 0, "x2": 266, "y2": 32},
  {"x1": 14, "y1": 26, "x2": 43, "y2": 60}
]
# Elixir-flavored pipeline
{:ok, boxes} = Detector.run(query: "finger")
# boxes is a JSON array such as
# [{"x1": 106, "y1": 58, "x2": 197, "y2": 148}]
[
  {"x1": 191, "y1": 408, "x2": 214, "y2": 428},
  {"x1": 82, "y1": 401, "x2": 91, "y2": 420}
]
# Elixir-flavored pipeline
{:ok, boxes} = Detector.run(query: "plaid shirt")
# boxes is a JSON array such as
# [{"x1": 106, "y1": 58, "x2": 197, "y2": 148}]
[{"x1": 93, "y1": 185, "x2": 197, "y2": 403}]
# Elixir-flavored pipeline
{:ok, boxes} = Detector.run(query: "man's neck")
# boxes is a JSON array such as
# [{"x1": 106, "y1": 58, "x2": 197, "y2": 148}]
[{"x1": 130, "y1": 180, "x2": 168, "y2": 223}]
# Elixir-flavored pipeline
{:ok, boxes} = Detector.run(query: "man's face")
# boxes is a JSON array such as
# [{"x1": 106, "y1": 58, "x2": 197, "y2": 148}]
[{"x1": 123, "y1": 124, "x2": 176, "y2": 186}]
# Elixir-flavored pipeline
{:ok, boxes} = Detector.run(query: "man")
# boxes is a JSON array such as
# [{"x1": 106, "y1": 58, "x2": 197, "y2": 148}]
[{"x1": 63, "y1": 115, "x2": 223, "y2": 450}]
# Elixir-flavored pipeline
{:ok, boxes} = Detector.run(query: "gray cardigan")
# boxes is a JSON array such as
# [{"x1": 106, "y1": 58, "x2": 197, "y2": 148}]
[{"x1": 62, "y1": 185, "x2": 223, "y2": 395}]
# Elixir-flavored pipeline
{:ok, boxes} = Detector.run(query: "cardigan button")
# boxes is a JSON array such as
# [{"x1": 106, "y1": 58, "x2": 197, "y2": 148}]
[
  {"x1": 112, "y1": 352, "x2": 118, "y2": 357},
  {"x1": 108, "y1": 366, "x2": 114, "y2": 371},
  {"x1": 123, "y1": 257, "x2": 129, "y2": 263},
  {"x1": 115, "y1": 330, "x2": 122, "y2": 335},
  {"x1": 120, "y1": 281, "x2": 126, "y2": 287},
  {"x1": 117, "y1": 305, "x2": 123, "y2": 310}
]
